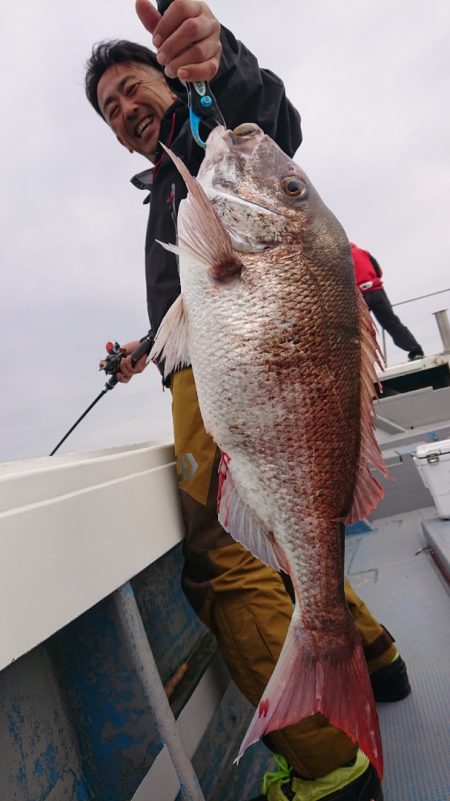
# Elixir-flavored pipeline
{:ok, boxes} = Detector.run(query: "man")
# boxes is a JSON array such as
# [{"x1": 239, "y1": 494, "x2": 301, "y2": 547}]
[
  {"x1": 85, "y1": 3, "x2": 410, "y2": 799},
  {"x1": 351, "y1": 243, "x2": 424, "y2": 361}
]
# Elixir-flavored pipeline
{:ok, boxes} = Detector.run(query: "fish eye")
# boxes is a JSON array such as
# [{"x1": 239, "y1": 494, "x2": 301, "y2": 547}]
[{"x1": 281, "y1": 176, "x2": 307, "y2": 198}]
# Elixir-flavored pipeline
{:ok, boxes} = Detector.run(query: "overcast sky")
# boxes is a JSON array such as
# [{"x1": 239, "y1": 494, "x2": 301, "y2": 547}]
[{"x1": 1, "y1": 0, "x2": 449, "y2": 463}]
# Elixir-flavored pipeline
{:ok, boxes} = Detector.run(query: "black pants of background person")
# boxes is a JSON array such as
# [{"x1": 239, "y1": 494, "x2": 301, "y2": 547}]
[{"x1": 363, "y1": 288, "x2": 423, "y2": 359}]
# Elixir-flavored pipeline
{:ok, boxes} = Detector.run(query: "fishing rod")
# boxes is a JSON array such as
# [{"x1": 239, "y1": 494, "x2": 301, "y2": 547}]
[
  {"x1": 51, "y1": 2, "x2": 219, "y2": 455},
  {"x1": 49, "y1": 333, "x2": 153, "y2": 456}
]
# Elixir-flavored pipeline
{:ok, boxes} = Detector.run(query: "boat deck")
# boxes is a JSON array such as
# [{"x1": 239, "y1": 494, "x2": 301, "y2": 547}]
[
  {"x1": 1, "y1": 442, "x2": 449, "y2": 801},
  {"x1": 346, "y1": 508, "x2": 450, "y2": 801},
  {"x1": 206, "y1": 508, "x2": 450, "y2": 801}
]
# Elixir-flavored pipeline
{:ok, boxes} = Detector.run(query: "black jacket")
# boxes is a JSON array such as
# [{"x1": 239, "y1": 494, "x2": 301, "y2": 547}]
[{"x1": 139, "y1": 26, "x2": 302, "y2": 338}]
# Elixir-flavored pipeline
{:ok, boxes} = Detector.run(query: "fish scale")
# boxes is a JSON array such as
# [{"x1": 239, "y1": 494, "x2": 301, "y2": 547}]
[{"x1": 151, "y1": 123, "x2": 390, "y2": 779}]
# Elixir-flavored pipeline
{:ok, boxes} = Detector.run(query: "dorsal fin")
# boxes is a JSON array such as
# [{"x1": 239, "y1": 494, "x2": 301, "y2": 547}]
[{"x1": 343, "y1": 291, "x2": 391, "y2": 524}]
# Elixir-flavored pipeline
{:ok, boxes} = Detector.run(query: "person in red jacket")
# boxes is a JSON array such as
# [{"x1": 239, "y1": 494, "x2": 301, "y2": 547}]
[{"x1": 350, "y1": 243, "x2": 424, "y2": 361}]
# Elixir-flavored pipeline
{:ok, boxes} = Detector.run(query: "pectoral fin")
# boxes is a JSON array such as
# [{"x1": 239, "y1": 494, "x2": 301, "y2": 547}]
[
  {"x1": 150, "y1": 294, "x2": 190, "y2": 379},
  {"x1": 160, "y1": 144, "x2": 243, "y2": 282}
]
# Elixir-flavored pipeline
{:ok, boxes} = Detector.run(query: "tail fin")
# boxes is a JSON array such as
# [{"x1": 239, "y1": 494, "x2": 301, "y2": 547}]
[{"x1": 236, "y1": 610, "x2": 383, "y2": 779}]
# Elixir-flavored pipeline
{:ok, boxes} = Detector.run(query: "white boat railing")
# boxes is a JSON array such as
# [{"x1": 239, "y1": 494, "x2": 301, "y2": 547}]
[
  {"x1": 0, "y1": 441, "x2": 182, "y2": 673},
  {"x1": 380, "y1": 288, "x2": 450, "y2": 365}
]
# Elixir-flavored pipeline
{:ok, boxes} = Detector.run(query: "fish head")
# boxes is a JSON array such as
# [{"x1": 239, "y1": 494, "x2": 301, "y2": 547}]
[{"x1": 197, "y1": 123, "x2": 327, "y2": 253}]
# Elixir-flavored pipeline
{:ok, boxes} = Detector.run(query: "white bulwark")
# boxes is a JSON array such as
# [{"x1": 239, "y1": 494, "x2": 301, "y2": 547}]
[{"x1": 0, "y1": 442, "x2": 182, "y2": 672}]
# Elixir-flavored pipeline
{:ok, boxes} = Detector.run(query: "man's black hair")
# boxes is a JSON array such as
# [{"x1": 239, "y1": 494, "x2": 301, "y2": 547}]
[{"x1": 85, "y1": 40, "x2": 163, "y2": 118}]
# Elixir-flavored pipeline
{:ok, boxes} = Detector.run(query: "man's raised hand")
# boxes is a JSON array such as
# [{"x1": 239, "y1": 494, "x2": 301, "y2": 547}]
[{"x1": 135, "y1": 0, "x2": 221, "y2": 82}]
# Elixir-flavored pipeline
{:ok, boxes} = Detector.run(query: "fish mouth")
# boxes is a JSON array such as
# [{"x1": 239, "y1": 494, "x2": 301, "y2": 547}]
[
  {"x1": 211, "y1": 188, "x2": 282, "y2": 219},
  {"x1": 205, "y1": 125, "x2": 285, "y2": 217},
  {"x1": 229, "y1": 122, "x2": 263, "y2": 151},
  {"x1": 199, "y1": 124, "x2": 292, "y2": 251}
]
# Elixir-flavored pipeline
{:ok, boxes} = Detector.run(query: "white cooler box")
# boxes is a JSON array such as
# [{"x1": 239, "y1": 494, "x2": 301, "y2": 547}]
[{"x1": 414, "y1": 439, "x2": 450, "y2": 519}]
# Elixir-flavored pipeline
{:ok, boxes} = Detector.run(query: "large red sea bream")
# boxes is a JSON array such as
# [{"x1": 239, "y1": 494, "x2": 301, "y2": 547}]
[{"x1": 151, "y1": 123, "x2": 390, "y2": 778}]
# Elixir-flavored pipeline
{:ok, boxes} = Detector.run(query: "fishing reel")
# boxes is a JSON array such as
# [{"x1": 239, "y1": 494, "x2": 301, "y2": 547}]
[
  {"x1": 99, "y1": 341, "x2": 127, "y2": 382},
  {"x1": 98, "y1": 334, "x2": 154, "y2": 389}
]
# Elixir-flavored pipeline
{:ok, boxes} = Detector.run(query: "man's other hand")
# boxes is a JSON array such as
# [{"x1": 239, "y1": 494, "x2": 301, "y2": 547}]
[
  {"x1": 135, "y1": 0, "x2": 221, "y2": 82},
  {"x1": 116, "y1": 340, "x2": 148, "y2": 384}
]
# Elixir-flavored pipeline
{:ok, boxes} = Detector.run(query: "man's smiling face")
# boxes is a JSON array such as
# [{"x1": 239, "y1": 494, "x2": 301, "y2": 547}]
[{"x1": 97, "y1": 62, "x2": 177, "y2": 161}]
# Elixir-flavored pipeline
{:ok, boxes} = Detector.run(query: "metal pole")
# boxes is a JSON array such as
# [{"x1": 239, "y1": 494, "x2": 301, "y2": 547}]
[
  {"x1": 433, "y1": 310, "x2": 450, "y2": 353},
  {"x1": 114, "y1": 583, "x2": 206, "y2": 801},
  {"x1": 392, "y1": 287, "x2": 450, "y2": 308},
  {"x1": 381, "y1": 328, "x2": 387, "y2": 365}
]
